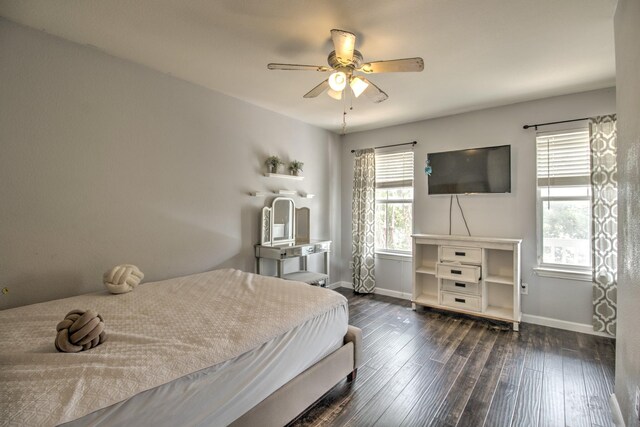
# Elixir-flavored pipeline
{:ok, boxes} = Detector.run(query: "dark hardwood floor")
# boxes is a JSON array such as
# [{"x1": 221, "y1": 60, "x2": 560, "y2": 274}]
[{"x1": 290, "y1": 288, "x2": 616, "y2": 427}]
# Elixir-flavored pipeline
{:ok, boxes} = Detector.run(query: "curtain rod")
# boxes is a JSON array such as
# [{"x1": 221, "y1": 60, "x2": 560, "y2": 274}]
[
  {"x1": 350, "y1": 141, "x2": 417, "y2": 153},
  {"x1": 522, "y1": 117, "x2": 589, "y2": 130}
]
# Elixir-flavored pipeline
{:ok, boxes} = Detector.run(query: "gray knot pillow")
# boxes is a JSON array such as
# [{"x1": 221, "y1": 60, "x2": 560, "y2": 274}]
[
  {"x1": 103, "y1": 264, "x2": 144, "y2": 294},
  {"x1": 55, "y1": 309, "x2": 107, "y2": 353}
]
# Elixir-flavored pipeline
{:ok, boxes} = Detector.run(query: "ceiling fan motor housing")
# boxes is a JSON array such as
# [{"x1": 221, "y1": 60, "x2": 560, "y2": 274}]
[{"x1": 328, "y1": 49, "x2": 363, "y2": 70}]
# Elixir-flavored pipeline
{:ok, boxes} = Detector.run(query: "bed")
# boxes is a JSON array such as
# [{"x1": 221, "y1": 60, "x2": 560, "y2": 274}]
[{"x1": 0, "y1": 269, "x2": 362, "y2": 426}]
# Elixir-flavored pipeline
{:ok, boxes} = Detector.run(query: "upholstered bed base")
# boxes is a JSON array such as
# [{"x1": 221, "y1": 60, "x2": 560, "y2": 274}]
[{"x1": 231, "y1": 325, "x2": 362, "y2": 427}]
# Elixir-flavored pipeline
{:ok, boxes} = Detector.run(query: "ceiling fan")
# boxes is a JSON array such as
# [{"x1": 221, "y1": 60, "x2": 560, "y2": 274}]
[{"x1": 267, "y1": 29, "x2": 424, "y2": 103}]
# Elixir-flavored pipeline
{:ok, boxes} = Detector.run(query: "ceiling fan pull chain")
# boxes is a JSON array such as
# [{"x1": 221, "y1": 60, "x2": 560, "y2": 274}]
[
  {"x1": 349, "y1": 86, "x2": 354, "y2": 111},
  {"x1": 342, "y1": 108, "x2": 347, "y2": 134},
  {"x1": 341, "y1": 89, "x2": 348, "y2": 134}
]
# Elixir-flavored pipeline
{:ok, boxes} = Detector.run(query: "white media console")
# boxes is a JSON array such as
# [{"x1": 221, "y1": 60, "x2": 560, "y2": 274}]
[{"x1": 412, "y1": 234, "x2": 522, "y2": 330}]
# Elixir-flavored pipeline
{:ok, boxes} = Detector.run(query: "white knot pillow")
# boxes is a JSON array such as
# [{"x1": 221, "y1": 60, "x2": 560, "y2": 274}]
[{"x1": 103, "y1": 264, "x2": 144, "y2": 294}]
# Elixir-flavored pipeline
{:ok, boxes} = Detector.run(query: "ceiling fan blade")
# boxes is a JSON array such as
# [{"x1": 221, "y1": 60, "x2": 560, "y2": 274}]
[
  {"x1": 331, "y1": 29, "x2": 356, "y2": 65},
  {"x1": 361, "y1": 78, "x2": 388, "y2": 103},
  {"x1": 358, "y1": 57, "x2": 424, "y2": 74},
  {"x1": 303, "y1": 79, "x2": 330, "y2": 98},
  {"x1": 268, "y1": 63, "x2": 330, "y2": 72}
]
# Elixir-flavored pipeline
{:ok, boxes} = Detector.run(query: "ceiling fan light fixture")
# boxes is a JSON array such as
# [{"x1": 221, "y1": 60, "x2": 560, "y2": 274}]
[
  {"x1": 350, "y1": 76, "x2": 369, "y2": 98},
  {"x1": 327, "y1": 88, "x2": 343, "y2": 100},
  {"x1": 328, "y1": 71, "x2": 347, "y2": 91}
]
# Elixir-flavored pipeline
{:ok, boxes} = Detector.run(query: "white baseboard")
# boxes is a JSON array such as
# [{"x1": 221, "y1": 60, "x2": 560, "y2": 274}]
[
  {"x1": 521, "y1": 313, "x2": 613, "y2": 337},
  {"x1": 330, "y1": 281, "x2": 351, "y2": 289},
  {"x1": 333, "y1": 283, "x2": 612, "y2": 337},
  {"x1": 328, "y1": 281, "x2": 350, "y2": 290},
  {"x1": 373, "y1": 287, "x2": 412, "y2": 300},
  {"x1": 609, "y1": 393, "x2": 626, "y2": 427},
  {"x1": 330, "y1": 281, "x2": 412, "y2": 300}
]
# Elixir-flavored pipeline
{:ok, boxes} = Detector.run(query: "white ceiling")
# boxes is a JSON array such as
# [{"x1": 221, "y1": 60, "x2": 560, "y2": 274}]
[{"x1": 0, "y1": 0, "x2": 617, "y2": 134}]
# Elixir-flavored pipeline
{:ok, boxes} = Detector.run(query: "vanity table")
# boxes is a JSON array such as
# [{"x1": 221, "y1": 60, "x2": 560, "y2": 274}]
[
  {"x1": 255, "y1": 197, "x2": 331, "y2": 286},
  {"x1": 255, "y1": 240, "x2": 331, "y2": 286}
]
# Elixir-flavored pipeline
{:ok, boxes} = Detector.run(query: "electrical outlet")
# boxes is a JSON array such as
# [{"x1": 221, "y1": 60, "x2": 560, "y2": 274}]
[
  {"x1": 521, "y1": 282, "x2": 529, "y2": 295},
  {"x1": 635, "y1": 386, "x2": 640, "y2": 419}
]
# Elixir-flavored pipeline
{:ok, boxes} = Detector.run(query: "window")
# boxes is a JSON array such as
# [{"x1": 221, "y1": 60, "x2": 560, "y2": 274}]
[
  {"x1": 536, "y1": 129, "x2": 591, "y2": 274},
  {"x1": 375, "y1": 150, "x2": 414, "y2": 253}
]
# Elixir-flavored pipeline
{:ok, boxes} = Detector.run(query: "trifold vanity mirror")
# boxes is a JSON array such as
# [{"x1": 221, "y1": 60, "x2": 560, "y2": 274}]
[{"x1": 260, "y1": 197, "x2": 310, "y2": 246}]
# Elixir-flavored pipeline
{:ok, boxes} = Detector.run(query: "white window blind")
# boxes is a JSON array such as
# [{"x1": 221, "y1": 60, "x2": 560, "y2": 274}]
[
  {"x1": 536, "y1": 129, "x2": 590, "y2": 187},
  {"x1": 375, "y1": 150, "x2": 414, "y2": 188}
]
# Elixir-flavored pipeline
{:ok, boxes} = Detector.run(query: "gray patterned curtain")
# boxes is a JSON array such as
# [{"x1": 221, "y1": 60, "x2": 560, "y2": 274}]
[
  {"x1": 352, "y1": 149, "x2": 376, "y2": 293},
  {"x1": 590, "y1": 115, "x2": 617, "y2": 336}
]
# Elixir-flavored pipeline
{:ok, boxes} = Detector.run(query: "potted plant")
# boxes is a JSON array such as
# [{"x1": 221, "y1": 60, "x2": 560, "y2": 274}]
[
  {"x1": 265, "y1": 155, "x2": 284, "y2": 174},
  {"x1": 288, "y1": 160, "x2": 304, "y2": 176}
]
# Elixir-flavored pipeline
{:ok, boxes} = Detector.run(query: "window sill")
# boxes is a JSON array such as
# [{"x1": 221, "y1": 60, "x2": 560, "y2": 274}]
[
  {"x1": 375, "y1": 251, "x2": 412, "y2": 261},
  {"x1": 533, "y1": 266, "x2": 592, "y2": 282}
]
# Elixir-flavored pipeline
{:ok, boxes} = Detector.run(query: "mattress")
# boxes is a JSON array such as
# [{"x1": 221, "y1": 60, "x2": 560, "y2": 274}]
[{"x1": 0, "y1": 269, "x2": 349, "y2": 427}]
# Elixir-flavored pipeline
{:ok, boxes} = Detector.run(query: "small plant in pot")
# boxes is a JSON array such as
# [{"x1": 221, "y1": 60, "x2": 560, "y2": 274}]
[
  {"x1": 265, "y1": 156, "x2": 284, "y2": 174},
  {"x1": 288, "y1": 160, "x2": 304, "y2": 176}
]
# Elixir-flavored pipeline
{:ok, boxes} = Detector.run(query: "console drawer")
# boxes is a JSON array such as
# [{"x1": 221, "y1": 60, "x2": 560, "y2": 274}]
[
  {"x1": 436, "y1": 263, "x2": 481, "y2": 283},
  {"x1": 314, "y1": 241, "x2": 331, "y2": 252},
  {"x1": 441, "y1": 279, "x2": 481, "y2": 296},
  {"x1": 441, "y1": 292, "x2": 482, "y2": 312},
  {"x1": 284, "y1": 245, "x2": 315, "y2": 257},
  {"x1": 441, "y1": 246, "x2": 482, "y2": 264}
]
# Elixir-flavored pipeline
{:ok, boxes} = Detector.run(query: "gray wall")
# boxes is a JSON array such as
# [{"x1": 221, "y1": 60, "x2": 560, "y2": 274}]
[
  {"x1": 614, "y1": 0, "x2": 640, "y2": 424},
  {"x1": 0, "y1": 16, "x2": 625, "y2": 338},
  {"x1": 0, "y1": 19, "x2": 342, "y2": 309},
  {"x1": 340, "y1": 88, "x2": 616, "y2": 326}
]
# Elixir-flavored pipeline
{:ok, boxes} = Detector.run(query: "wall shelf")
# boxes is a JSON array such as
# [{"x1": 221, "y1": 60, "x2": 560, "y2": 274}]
[
  {"x1": 250, "y1": 190, "x2": 315, "y2": 198},
  {"x1": 254, "y1": 170, "x2": 309, "y2": 198},
  {"x1": 264, "y1": 173, "x2": 304, "y2": 181}
]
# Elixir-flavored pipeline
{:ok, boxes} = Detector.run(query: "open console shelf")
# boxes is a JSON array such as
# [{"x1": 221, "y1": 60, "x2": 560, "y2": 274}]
[{"x1": 412, "y1": 234, "x2": 522, "y2": 330}]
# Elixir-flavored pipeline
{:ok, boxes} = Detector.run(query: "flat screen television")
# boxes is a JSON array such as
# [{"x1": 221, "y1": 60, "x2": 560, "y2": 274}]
[{"x1": 427, "y1": 144, "x2": 511, "y2": 195}]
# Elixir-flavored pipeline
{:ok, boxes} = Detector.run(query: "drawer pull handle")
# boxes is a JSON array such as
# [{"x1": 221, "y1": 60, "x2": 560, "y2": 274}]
[
  {"x1": 451, "y1": 269, "x2": 462, "y2": 275},
  {"x1": 455, "y1": 282, "x2": 466, "y2": 288},
  {"x1": 455, "y1": 298, "x2": 466, "y2": 303},
  {"x1": 455, "y1": 251, "x2": 466, "y2": 256}
]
